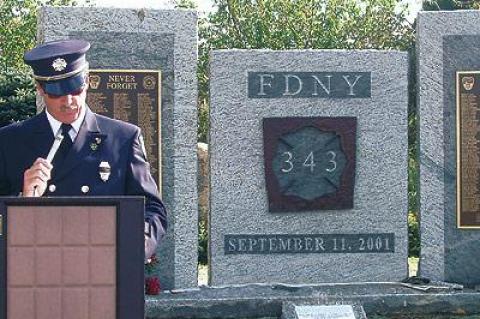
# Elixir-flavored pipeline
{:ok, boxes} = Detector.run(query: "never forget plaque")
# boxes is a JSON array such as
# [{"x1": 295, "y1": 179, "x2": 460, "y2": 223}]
[
  {"x1": 87, "y1": 70, "x2": 162, "y2": 189},
  {"x1": 457, "y1": 71, "x2": 480, "y2": 228}
]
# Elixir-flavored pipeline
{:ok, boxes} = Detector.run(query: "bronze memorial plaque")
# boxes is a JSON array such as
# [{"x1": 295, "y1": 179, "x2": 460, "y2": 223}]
[
  {"x1": 457, "y1": 71, "x2": 480, "y2": 228},
  {"x1": 87, "y1": 70, "x2": 161, "y2": 189},
  {"x1": 263, "y1": 117, "x2": 356, "y2": 212}
]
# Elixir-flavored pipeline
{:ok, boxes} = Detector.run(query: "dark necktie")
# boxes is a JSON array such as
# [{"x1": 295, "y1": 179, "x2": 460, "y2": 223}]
[{"x1": 52, "y1": 123, "x2": 73, "y2": 170}]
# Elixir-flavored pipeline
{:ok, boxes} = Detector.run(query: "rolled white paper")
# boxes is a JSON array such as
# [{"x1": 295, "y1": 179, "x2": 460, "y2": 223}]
[
  {"x1": 32, "y1": 132, "x2": 65, "y2": 197},
  {"x1": 46, "y1": 133, "x2": 65, "y2": 163}
]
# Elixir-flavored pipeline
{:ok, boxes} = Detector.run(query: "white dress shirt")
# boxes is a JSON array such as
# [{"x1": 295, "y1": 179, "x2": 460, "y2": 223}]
[{"x1": 45, "y1": 106, "x2": 86, "y2": 141}]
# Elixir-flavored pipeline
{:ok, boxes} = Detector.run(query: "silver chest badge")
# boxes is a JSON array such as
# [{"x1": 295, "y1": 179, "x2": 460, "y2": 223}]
[{"x1": 99, "y1": 161, "x2": 111, "y2": 182}]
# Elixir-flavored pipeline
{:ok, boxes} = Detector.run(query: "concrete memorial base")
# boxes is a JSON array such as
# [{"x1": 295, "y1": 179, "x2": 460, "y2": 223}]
[{"x1": 145, "y1": 282, "x2": 479, "y2": 319}]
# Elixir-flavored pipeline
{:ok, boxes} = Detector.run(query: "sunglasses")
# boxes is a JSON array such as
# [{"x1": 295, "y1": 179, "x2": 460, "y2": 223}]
[{"x1": 43, "y1": 85, "x2": 86, "y2": 99}]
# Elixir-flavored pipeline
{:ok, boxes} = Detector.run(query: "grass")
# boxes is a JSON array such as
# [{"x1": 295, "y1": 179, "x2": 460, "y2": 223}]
[
  {"x1": 409, "y1": 257, "x2": 419, "y2": 277},
  {"x1": 198, "y1": 264, "x2": 208, "y2": 286}
]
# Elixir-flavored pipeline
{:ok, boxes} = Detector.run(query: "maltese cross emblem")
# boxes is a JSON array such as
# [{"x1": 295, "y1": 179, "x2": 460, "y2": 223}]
[{"x1": 52, "y1": 58, "x2": 67, "y2": 72}]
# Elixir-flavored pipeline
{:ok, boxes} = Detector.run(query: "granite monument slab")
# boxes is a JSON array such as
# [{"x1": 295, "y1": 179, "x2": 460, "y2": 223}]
[
  {"x1": 417, "y1": 10, "x2": 480, "y2": 286},
  {"x1": 38, "y1": 7, "x2": 198, "y2": 289},
  {"x1": 209, "y1": 50, "x2": 408, "y2": 285}
]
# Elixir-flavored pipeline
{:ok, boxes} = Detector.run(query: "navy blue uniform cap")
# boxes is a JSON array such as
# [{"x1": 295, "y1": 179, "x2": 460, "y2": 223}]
[{"x1": 24, "y1": 39, "x2": 90, "y2": 96}]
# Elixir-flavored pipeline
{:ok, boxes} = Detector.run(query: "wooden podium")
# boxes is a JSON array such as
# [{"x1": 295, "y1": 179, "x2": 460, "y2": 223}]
[{"x1": 0, "y1": 197, "x2": 145, "y2": 319}]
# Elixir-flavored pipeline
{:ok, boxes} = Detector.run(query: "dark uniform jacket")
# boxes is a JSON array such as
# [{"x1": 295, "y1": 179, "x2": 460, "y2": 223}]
[{"x1": 0, "y1": 107, "x2": 166, "y2": 255}]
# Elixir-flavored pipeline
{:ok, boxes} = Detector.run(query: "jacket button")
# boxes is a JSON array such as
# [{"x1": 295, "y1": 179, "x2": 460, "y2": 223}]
[
  {"x1": 48, "y1": 184, "x2": 56, "y2": 193},
  {"x1": 81, "y1": 185, "x2": 90, "y2": 193}
]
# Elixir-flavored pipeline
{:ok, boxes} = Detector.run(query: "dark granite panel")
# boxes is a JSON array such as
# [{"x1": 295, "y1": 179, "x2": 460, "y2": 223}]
[
  {"x1": 68, "y1": 31, "x2": 177, "y2": 289},
  {"x1": 70, "y1": 31, "x2": 175, "y2": 192},
  {"x1": 443, "y1": 34, "x2": 480, "y2": 286}
]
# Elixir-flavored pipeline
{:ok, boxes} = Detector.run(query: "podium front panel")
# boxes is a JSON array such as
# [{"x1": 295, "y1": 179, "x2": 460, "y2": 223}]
[{"x1": 0, "y1": 197, "x2": 144, "y2": 319}]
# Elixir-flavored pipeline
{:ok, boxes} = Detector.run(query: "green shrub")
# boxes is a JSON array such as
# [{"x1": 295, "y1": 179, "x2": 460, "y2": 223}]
[
  {"x1": 0, "y1": 68, "x2": 36, "y2": 128},
  {"x1": 408, "y1": 212, "x2": 420, "y2": 257},
  {"x1": 198, "y1": 219, "x2": 208, "y2": 265}
]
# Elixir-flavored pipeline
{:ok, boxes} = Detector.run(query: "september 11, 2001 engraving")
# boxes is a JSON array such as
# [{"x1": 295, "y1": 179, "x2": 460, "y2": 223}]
[{"x1": 224, "y1": 233, "x2": 394, "y2": 254}]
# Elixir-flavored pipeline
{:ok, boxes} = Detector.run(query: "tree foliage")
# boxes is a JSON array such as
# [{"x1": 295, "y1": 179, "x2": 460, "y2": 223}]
[
  {"x1": 0, "y1": 0, "x2": 37, "y2": 71},
  {"x1": 0, "y1": 0, "x2": 85, "y2": 71},
  {"x1": 173, "y1": 0, "x2": 197, "y2": 9},
  {"x1": 0, "y1": 0, "x2": 88, "y2": 126},
  {"x1": 0, "y1": 68, "x2": 36, "y2": 127},
  {"x1": 408, "y1": 211, "x2": 419, "y2": 257},
  {"x1": 422, "y1": 0, "x2": 480, "y2": 10}
]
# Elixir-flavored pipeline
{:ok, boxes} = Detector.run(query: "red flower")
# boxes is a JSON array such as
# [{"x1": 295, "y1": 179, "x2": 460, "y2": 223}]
[
  {"x1": 149, "y1": 254, "x2": 158, "y2": 265},
  {"x1": 145, "y1": 276, "x2": 161, "y2": 295}
]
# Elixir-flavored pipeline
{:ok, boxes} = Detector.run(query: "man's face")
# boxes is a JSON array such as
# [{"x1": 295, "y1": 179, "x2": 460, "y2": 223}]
[{"x1": 37, "y1": 82, "x2": 87, "y2": 124}]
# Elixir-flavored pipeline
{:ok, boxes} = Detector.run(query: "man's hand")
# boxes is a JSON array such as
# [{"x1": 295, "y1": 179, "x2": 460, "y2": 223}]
[
  {"x1": 23, "y1": 158, "x2": 52, "y2": 197},
  {"x1": 145, "y1": 234, "x2": 151, "y2": 264},
  {"x1": 145, "y1": 233, "x2": 157, "y2": 264}
]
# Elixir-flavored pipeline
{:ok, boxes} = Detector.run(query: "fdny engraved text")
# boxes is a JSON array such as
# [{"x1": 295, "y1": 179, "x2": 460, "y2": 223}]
[
  {"x1": 225, "y1": 233, "x2": 394, "y2": 254},
  {"x1": 248, "y1": 72, "x2": 371, "y2": 98}
]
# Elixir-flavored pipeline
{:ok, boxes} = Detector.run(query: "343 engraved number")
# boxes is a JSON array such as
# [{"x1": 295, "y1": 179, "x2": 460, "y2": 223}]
[
  {"x1": 281, "y1": 151, "x2": 337, "y2": 173},
  {"x1": 281, "y1": 151, "x2": 294, "y2": 173}
]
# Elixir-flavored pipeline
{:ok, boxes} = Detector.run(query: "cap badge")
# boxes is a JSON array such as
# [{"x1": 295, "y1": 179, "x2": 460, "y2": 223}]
[{"x1": 52, "y1": 58, "x2": 67, "y2": 72}]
